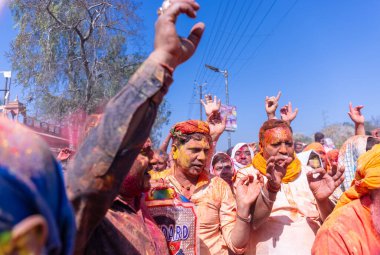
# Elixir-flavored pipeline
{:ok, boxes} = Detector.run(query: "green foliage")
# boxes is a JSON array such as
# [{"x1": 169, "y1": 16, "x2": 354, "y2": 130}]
[
  {"x1": 150, "y1": 99, "x2": 171, "y2": 148},
  {"x1": 8, "y1": 0, "x2": 144, "y2": 120}
]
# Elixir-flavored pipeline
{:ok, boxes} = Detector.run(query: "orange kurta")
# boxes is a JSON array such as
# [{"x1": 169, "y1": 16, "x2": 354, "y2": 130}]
[
  {"x1": 166, "y1": 172, "x2": 246, "y2": 255},
  {"x1": 312, "y1": 195, "x2": 380, "y2": 255}
]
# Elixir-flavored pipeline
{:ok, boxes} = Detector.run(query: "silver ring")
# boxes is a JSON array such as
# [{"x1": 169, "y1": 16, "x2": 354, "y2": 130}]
[{"x1": 157, "y1": 0, "x2": 171, "y2": 15}]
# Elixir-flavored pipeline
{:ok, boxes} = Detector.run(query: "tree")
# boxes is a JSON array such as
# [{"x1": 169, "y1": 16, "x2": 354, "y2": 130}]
[
  {"x1": 150, "y1": 100, "x2": 171, "y2": 148},
  {"x1": 8, "y1": 0, "x2": 143, "y2": 119},
  {"x1": 293, "y1": 133, "x2": 312, "y2": 144},
  {"x1": 321, "y1": 123, "x2": 354, "y2": 149}
]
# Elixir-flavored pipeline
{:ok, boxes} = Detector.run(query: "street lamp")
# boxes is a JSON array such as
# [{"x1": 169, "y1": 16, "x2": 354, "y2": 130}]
[{"x1": 205, "y1": 64, "x2": 231, "y2": 148}]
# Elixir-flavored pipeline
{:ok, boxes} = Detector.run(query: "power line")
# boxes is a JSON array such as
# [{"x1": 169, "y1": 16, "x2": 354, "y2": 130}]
[{"x1": 231, "y1": 0, "x2": 298, "y2": 82}]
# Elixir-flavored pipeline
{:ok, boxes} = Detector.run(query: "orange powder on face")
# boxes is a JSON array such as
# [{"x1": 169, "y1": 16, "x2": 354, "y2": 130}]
[{"x1": 263, "y1": 127, "x2": 292, "y2": 146}]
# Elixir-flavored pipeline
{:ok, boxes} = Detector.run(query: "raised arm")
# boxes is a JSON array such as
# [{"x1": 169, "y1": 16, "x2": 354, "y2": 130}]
[
  {"x1": 280, "y1": 101, "x2": 298, "y2": 125},
  {"x1": 265, "y1": 91, "x2": 281, "y2": 120},
  {"x1": 159, "y1": 132, "x2": 172, "y2": 153},
  {"x1": 66, "y1": 1, "x2": 205, "y2": 253},
  {"x1": 348, "y1": 102, "x2": 365, "y2": 136}
]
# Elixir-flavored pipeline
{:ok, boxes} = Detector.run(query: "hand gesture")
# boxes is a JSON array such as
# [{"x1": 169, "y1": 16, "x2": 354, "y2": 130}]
[
  {"x1": 150, "y1": 0, "x2": 205, "y2": 70},
  {"x1": 265, "y1": 155, "x2": 293, "y2": 191},
  {"x1": 280, "y1": 102, "x2": 298, "y2": 124},
  {"x1": 348, "y1": 102, "x2": 365, "y2": 125},
  {"x1": 306, "y1": 165, "x2": 344, "y2": 201},
  {"x1": 265, "y1": 91, "x2": 281, "y2": 119},
  {"x1": 207, "y1": 111, "x2": 226, "y2": 141},
  {"x1": 235, "y1": 175, "x2": 263, "y2": 211},
  {"x1": 201, "y1": 94, "x2": 221, "y2": 117}
]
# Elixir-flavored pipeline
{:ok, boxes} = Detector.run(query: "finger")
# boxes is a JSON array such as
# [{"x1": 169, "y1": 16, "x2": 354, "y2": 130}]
[
  {"x1": 332, "y1": 166, "x2": 344, "y2": 181},
  {"x1": 347, "y1": 112, "x2": 353, "y2": 119},
  {"x1": 349, "y1": 102, "x2": 353, "y2": 111},
  {"x1": 238, "y1": 176, "x2": 249, "y2": 186},
  {"x1": 187, "y1": 22, "x2": 205, "y2": 49},
  {"x1": 276, "y1": 91, "x2": 282, "y2": 101},
  {"x1": 200, "y1": 99, "x2": 206, "y2": 107},
  {"x1": 356, "y1": 105, "x2": 364, "y2": 111},
  {"x1": 213, "y1": 95, "x2": 217, "y2": 103},
  {"x1": 311, "y1": 167, "x2": 327, "y2": 176},
  {"x1": 294, "y1": 108, "x2": 299, "y2": 115},
  {"x1": 217, "y1": 99, "x2": 221, "y2": 108},
  {"x1": 335, "y1": 175, "x2": 345, "y2": 186},
  {"x1": 165, "y1": 1, "x2": 200, "y2": 21},
  {"x1": 288, "y1": 102, "x2": 292, "y2": 112}
]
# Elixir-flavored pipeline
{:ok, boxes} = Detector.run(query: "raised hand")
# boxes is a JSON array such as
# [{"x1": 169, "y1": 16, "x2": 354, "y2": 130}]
[
  {"x1": 348, "y1": 102, "x2": 365, "y2": 125},
  {"x1": 201, "y1": 94, "x2": 221, "y2": 117},
  {"x1": 150, "y1": 0, "x2": 205, "y2": 70},
  {"x1": 306, "y1": 165, "x2": 344, "y2": 202},
  {"x1": 265, "y1": 155, "x2": 293, "y2": 191},
  {"x1": 265, "y1": 91, "x2": 281, "y2": 119},
  {"x1": 207, "y1": 111, "x2": 226, "y2": 142},
  {"x1": 280, "y1": 102, "x2": 299, "y2": 124},
  {"x1": 235, "y1": 175, "x2": 263, "y2": 211}
]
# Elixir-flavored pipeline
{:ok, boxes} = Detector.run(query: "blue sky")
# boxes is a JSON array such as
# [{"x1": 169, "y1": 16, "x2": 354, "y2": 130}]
[{"x1": 1, "y1": 1, "x2": 380, "y2": 150}]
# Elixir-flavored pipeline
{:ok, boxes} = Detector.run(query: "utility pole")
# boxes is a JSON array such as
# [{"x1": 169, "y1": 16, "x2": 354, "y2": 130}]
[
  {"x1": 194, "y1": 81, "x2": 207, "y2": 121},
  {"x1": 205, "y1": 64, "x2": 232, "y2": 148},
  {"x1": 0, "y1": 71, "x2": 11, "y2": 104}
]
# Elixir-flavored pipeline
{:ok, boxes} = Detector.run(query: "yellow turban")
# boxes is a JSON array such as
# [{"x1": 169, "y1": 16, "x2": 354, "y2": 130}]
[
  {"x1": 252, "y1": 152, "x2": 302, "y2": 183},
  {"x1": 335, "y1": 143, "x2": 380, "y2": 210}
]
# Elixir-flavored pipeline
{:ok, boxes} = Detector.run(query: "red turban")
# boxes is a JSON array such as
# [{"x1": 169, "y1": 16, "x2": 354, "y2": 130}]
[{"x1": 171, "y1": 120, "x2": 210, "y2": 137}]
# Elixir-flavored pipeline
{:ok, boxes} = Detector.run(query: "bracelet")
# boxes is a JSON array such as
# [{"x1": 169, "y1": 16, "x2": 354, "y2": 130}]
[
  {"x1": 236, "y1": 213, "x2": 252, "y2": 223},
  {"x1": 260, "y1": 187, "x2": 275, "y2": 203}
]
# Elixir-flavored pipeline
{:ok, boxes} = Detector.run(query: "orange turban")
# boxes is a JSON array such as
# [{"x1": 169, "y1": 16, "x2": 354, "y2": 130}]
[
  {"x1": 171, "y1": 120, "x2": 210, "y2": 137},
  {"x1": 335, "y1": 143, "x2": 380, "y2": 210}
]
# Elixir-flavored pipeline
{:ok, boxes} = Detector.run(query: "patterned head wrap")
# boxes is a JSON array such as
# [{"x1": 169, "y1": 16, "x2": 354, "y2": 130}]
[
  {"x1": 170, "y1": 120, "x2": 210, "y2": 138},
  {"x1": 335, "y1": 143, "x2": 380, "y2": 210},
  {"x1": 0, "y1": 118, "x2": 76, "y2": 254},
  {"x1": 338, "y1": 135, "x2": 368, "y2": 191}
]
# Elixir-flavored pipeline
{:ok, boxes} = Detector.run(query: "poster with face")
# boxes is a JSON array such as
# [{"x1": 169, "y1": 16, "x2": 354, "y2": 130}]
[
  {"x1": 146, "y1": 193, "x2": 199, "y2": 255},
  {"x1": 220, "y1": 104, "x2": 237, "y2": 132}
]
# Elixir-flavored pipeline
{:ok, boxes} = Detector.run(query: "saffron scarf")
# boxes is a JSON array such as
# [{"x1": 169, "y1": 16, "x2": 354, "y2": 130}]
[
  {"x1": 335, "y1": 143, "x2": 380, "y2": 210},
  {"x1": 252, "y1": 152, "x2": 302, "y2": 183}
]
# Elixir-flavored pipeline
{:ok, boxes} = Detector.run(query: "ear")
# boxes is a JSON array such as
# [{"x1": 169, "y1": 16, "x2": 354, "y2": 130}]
[
  {"x1": 172, "y1": 145, "x2": 179, "y2": 160},
  {"x1": 10, "y1": 215, "x2": 48, "y2": 255}
]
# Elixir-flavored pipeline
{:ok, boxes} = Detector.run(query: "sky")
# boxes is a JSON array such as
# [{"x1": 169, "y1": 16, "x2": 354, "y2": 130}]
[{"x1": 1, "y1": 0, "x2": 380, "y2": 150}]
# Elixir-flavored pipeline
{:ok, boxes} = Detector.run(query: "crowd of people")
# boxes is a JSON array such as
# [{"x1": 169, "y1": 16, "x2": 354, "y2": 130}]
[{"x1": 1, "y1": 0, "x2": 380, "y2": 254}]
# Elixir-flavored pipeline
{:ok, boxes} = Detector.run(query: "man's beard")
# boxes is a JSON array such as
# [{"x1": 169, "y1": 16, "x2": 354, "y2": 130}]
[{"x1": 371, "y1": 190, "x2": 380, "y2": 235}]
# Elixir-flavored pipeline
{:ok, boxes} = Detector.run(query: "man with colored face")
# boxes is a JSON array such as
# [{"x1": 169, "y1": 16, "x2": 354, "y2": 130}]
[
  {"x1": 84, "y1": 138, "x2": 168, "y2": 254},
  {"x1": 312, "y1": 144, "x2": 380, "y2": 254},
  {"x1": 235, "y1": 119, "x2": 344, "y2": 254},
  {"x1": 153, "y1": 120, "x2": 262, "y2": 254},
  {"x1": 66, "y1": 1, "x2": 206, "y2": 254}
]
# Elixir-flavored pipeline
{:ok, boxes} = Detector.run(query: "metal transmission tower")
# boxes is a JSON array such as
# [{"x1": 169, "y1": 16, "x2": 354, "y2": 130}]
[{"x1": 204, "y1": 64, "x2": 231, "y2": 148}]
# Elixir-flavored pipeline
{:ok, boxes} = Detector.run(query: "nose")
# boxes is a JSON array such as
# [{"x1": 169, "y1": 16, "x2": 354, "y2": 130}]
[
  {"x1": 198, "y1": 150, "x2": 207, "y2": 162},
  {"x1": 279, "y1": 143, "x2": 287, "y2": 155}
]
